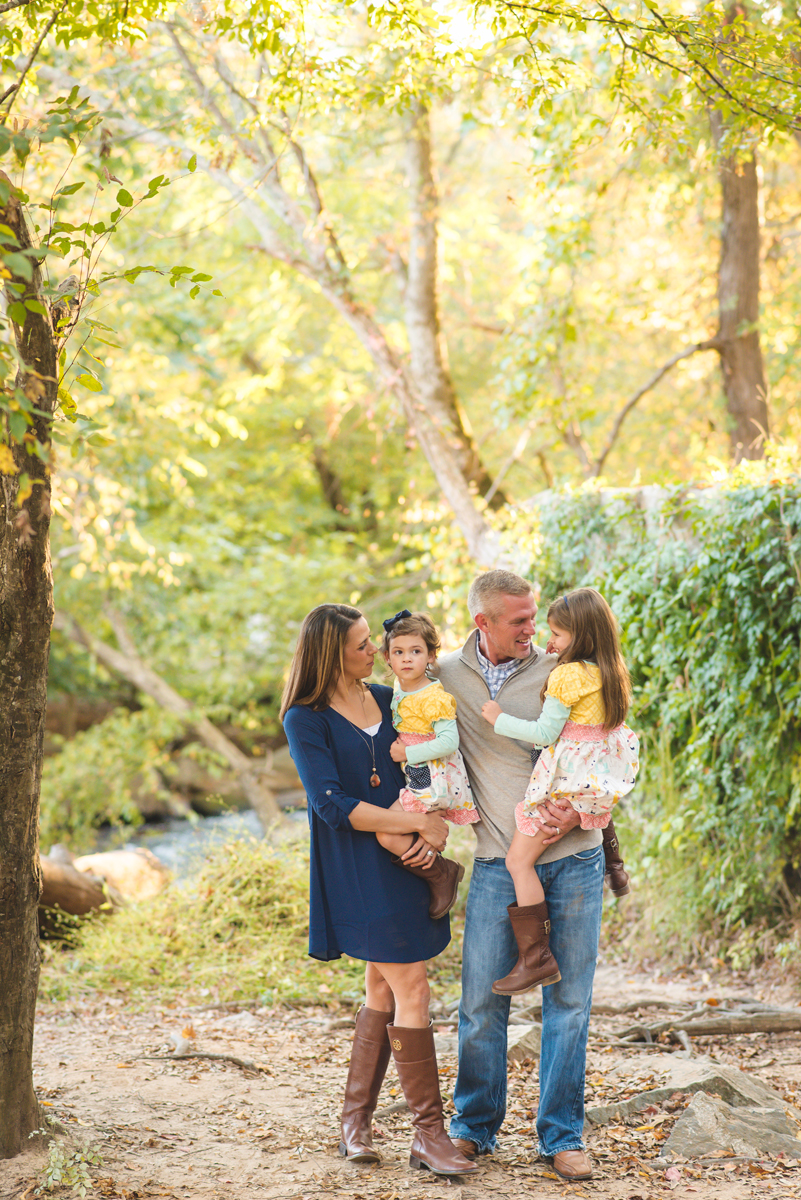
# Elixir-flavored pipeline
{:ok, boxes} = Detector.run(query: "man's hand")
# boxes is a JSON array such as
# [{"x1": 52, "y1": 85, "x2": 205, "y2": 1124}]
[
  {"x1": 536, "y1": 797, "x2": 581, "y2": 845},
  {"x1": 390, "y1": 739, "x2": 408, "y2": 762},
  {"x1": 481, "y1": 700, "x2": 503, "y2": 726}
]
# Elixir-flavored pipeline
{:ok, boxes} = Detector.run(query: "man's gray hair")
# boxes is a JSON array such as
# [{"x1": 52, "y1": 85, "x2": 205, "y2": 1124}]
[{"x1": 467, "y1": 570, "x2": 534, "y2": 620}]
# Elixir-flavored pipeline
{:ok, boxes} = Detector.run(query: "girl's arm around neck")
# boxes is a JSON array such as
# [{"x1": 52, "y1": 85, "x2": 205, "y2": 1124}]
[{"x1": 494, "y1": 693, "x2": 571, "y2": 747}]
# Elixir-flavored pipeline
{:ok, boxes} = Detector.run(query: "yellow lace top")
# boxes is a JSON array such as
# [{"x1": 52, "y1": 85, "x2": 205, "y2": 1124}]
[
  {"x1": 547, "y1": 662, "x2": 605, "y2": 725},
  {"x1": 392, "y1": 680, "x2": 458, "y2": 733}
]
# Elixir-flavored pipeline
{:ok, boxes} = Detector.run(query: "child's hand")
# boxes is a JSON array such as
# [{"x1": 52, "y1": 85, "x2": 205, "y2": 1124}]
[
  {"x1": 546, "y1": 638, "x2": 557, "y2": 655},
  {"x1": 390, "y1": 739, "x2": 408, "y2": 763},
  {"x1": 481, "y1": 700, "x2": 502, "y2": 726}
]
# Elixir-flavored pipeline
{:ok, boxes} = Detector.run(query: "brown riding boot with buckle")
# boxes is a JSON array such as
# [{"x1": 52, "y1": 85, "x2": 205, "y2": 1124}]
[
  {"x1": 602, "y1": 820, "x2": 631, "y2": 897},
  {"x1": 392, "y1": 852, "x2": 465, "y2": 920},
  {"x1": 491, "y1": 902, "x2": 561, "y2": 995},
  {"x1": 339, "y1": 1006, "x2": 394, "y2": 1162},
  {"x1": 387, "y1": 1023, "x2": 478, "y2": 1176}
]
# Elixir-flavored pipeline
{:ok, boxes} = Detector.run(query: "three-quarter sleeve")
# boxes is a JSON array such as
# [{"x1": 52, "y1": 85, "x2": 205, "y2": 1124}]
[
  {"x1": 494, "y1": 693, "x2": 571, "y2": 747},
  {"x1": 283, "y1": 706, "x2": 361, "y2": 830},
  {"x1": 404, "y1": 718, "x2": 459, "y2": 764}
]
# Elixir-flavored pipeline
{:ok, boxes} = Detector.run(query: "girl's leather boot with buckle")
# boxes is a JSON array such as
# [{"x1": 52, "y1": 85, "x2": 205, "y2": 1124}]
[{"x1": 491, "y1": 902, "x2": 561, "y2": 995}]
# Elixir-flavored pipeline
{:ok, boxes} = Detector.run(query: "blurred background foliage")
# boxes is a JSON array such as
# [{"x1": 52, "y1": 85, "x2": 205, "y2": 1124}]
[{"x1": 2, "y1": 0, "x2": 801, "y2": 963}]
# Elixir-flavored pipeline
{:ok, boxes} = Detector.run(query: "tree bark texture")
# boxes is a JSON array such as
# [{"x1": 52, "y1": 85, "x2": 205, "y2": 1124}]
[
  {"x1": 0, "y1": 177, "x2": 56, "y2": 1158},
  {"x1": 716, "y1": 149, "x2": 769, "y2": 460},
  {"x1": 405, "y1": 101, "x2": 504, "y2": 508},
  {"x1": 52, "y1": 610, "x2": 288, "y2": 831}
]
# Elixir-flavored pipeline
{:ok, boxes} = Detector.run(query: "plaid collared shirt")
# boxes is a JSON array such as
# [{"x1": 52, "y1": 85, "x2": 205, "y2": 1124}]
[{"x1": 474, "y1": 636, "x2": 524, "y2": 700}]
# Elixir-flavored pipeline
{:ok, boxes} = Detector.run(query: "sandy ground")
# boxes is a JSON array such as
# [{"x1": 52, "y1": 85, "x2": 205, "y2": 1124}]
[{"x1": 1, "y1": 961, "x2": 801, "y2": 1200}]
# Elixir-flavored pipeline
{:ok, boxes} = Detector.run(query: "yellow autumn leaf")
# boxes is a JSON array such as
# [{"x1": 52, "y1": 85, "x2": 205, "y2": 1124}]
[{"x1": 0, "y1": 444, "x2": 15, "y2": 474}]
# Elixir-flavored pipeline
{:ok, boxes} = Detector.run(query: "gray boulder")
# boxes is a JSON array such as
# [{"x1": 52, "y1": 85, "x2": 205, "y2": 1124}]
[{"x1": 661, "y1": 1091, "x2": 801, "y2": 1160}]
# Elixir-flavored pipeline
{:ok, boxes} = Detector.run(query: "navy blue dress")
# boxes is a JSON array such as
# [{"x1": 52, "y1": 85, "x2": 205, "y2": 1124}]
[{"x1": 284, "y1": 684, "x2": 451, "y2": 963}]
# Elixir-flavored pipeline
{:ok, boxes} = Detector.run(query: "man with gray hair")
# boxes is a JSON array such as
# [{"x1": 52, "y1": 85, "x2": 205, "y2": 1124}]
[{"x1": 436, "y1": 569, "x2": 603, "y2": 1182}]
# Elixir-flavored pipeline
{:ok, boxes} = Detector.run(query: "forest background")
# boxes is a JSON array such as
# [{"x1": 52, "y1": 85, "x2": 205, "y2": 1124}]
[{"x1": 1, "y1": 0, "x2": 801, "y2": 1159}]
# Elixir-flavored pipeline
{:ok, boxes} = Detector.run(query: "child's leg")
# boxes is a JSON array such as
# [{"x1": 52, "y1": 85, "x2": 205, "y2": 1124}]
[
  {"x1": 505, "y1": 828, "x2": 548, "y2": 907},
  {"x1": 376, "y1": 800, "x2": 416, "y2": 858}
]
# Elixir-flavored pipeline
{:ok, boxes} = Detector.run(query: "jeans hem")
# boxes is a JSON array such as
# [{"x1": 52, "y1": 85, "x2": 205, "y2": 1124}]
[
  {"x1": 448, "y1": 1123, "x2": 497, "y2": 1154},
  {"x1": 538, "y1": 1141, "x2": 587, "y2": 1157}
]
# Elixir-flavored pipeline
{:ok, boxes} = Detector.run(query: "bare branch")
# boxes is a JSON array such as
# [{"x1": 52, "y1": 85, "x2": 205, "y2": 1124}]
[
  {"x1": 1, "y1": 1, "x2": 66, "y2": 120},
  {"x1": 593, "y1": 337, "x2": 721, "y2": 477},
  {"x1": 0, "y1": 0, "x2": 30, "y2": 14}
]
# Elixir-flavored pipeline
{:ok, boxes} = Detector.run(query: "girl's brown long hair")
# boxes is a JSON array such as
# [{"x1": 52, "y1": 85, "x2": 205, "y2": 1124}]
[
  {"x1": 279, "y1": 604, "x2": 363, "y2": 720},
  {"x1": 543, "y1": 588, "x2": 630, "y2": 730}
]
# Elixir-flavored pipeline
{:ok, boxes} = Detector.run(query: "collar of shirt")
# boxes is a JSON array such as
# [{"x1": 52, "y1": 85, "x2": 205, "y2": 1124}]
[{"x1": 474, "y1": 633, "x2": 528, "y2": 700}]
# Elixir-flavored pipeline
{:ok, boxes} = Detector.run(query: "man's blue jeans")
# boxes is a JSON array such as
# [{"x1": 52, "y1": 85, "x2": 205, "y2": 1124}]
[{"x1": 449, "y1": 847, "x2": 604, "y2": 1156}]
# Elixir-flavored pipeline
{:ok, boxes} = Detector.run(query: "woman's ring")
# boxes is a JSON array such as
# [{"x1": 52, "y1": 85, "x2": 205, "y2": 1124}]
[{"x1": 426, "y1": 850, "x2": 434, "y2": 857}]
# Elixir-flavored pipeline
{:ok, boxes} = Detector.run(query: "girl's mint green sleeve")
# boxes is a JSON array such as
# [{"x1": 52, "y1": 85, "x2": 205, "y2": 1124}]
[
  {"x1": 404, "y1": 719, "x2": 459, "y2": 764},
  {"x1": 493, "y1": 694, "x2": 570, "y2": 747}
]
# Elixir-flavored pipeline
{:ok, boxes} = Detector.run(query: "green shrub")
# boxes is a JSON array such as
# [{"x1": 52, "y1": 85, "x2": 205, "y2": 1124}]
[
  {"x1": 526, "y1": 451, "x2": 801, "y2": 944},
  {"x1": 41, "y1": 834, "x2": 469, "y2": 1006}
]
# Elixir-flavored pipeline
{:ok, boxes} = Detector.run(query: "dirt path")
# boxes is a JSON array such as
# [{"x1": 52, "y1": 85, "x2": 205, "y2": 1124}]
[{"x1": 2, "y1": 962, "x2": 800, "y2": 1200}]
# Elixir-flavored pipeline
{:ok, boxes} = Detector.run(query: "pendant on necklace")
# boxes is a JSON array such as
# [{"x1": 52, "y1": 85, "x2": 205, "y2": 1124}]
[{"x1": 370, "y1": 772, "x2": 381, "y2": 788}]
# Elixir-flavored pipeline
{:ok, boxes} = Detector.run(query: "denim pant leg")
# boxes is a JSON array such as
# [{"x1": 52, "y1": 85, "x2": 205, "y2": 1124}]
[
  {"x1": 537, "y1": 844, "x2": 604, "y2": 1157},
  {"x1": 450, "y1": 858, "x2": 518, "y2": 1152}
]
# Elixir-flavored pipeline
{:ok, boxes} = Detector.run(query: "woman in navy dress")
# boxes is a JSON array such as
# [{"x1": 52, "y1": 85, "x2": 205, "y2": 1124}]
[{"x1": 281, "y1": 604, "x2": 475, "y2": 1178}]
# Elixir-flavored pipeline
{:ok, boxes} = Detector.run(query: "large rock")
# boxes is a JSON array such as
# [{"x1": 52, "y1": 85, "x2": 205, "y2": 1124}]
[
  {"x1": 72, "y1": 848, "x2": 170, "y2": 901},
  {"x1": 661, "y1": 1091, "x2": 801, "y2": 1161},
  {"x1": 433, "y1": 1022, "x2": 542, "y2": 1063},
  {"x1": 586, "y1": 1055, "x2": 801, "y2": 1126}
]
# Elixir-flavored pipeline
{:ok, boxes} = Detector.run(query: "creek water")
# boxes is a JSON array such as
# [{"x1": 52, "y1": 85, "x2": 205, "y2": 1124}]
[{"x1": 128, "y1": 807, "x2": 307, "y2": 879}]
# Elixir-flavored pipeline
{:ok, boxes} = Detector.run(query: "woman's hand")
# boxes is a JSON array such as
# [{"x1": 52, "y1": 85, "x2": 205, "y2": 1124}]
[
  {"x1": 401, "y1": 836, "x2": 442, "y2": 868},
  {"x1": 537, "y1": 797, "x2": 581, "y2": 845},
  {"x1": 413, "y1": 812, "x2": 449, "y2": 856},
  {"x1": 481, "y1": 700, "x2": 502, "y2": 726},
  {"x1": 390, "y1": 738, "x2": 408, "y2": 763}
]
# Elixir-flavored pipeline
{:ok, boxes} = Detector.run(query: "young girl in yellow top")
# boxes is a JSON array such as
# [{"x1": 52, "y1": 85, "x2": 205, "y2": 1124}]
[
  {"x1": 481, "y1": 588, "x2": 639, "y2": 995},
  {"x1": 375, "y1": 610, "x2": 478, "y2": 919}
]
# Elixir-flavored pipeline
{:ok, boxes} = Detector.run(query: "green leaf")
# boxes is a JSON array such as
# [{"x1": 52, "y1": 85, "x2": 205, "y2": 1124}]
[
  {"x1": 24, "y1": 299, "x2": 48, "y2": 315},
  {"x1": 190, "y1": 273, "x2": 212, "y2": 282},
  {"x1": 189, "y1": 285, "x2": 200, "y2": 299},
  {"x1": 58, "y1": 388, "x2": 78, "y2": 423},
  {"x1": 187, "y1": 154, "x2": 197, "y2": 173},
  {"x1": 75, "y1": 373, "x2": 103, "y2": 392},
  {"x1": 7, "y1": 301, "x2": 26, "y2": 324},
  {"x1": 3, "y1": 252, "x2": 33, "y2": 281},
  {"x1": 116, "y1": 188, "x2": 134, "y2": 207},
  {"x1": 56, "y1": 182, "x2": 86, "y2": 197},
  {"x1": 212, "y1": 289, "x2": 224, "y2": 297}
]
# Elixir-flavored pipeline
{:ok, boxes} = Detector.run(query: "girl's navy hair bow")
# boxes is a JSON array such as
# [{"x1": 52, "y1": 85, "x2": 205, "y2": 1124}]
[{"x1": 383, "y1": 608, "x2": 412, "y2": 632}]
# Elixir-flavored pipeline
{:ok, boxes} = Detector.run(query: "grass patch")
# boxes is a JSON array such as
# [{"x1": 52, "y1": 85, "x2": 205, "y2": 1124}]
[{"x1": 41, "y1": 834, "x2": 469, "y2": 1007}]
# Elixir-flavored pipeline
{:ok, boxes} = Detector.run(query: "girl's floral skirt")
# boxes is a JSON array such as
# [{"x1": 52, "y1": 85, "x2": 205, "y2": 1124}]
[
  {"x1": 515, "y1": 720, "x2": 639, "y2": 837},
  {"x1": 398, "y1": 732, "x2": 480, "y2": 826}
]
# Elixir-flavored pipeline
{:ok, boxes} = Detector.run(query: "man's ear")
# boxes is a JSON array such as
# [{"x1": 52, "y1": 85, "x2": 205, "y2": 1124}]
[{"x1": 474, "y1": 613, "x2": 489, "y2": 635}]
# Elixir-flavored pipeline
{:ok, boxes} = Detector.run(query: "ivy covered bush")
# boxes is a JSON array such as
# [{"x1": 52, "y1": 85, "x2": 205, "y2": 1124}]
[{"x1": 526, "y1": 453, "x2": 801, "y2": 943}]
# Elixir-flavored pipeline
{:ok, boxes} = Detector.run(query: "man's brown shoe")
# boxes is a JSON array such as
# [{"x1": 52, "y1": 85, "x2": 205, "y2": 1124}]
[
  {"x1": 450, "y1": 1138, "x2": 478, "y2": 1159},
  {"x1": 551, "y1": 1149, "x2": 593, "y2": 1180}
]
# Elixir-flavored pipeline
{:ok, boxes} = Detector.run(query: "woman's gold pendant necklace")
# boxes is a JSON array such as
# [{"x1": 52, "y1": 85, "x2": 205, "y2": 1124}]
[{"x1": 339, "y1": 684, "x2": 380, "y2": 787}]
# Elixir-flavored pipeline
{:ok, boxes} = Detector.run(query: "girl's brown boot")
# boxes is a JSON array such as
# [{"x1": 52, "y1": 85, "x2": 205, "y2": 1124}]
[{"x1": 491, "y1": 902, "x2": 561, "y2": 995}]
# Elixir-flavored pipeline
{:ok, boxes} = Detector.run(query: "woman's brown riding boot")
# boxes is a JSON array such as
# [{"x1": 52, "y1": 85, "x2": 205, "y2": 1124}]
[
  {"x1": 387, "y1": 1023, "x2": 478, "y2": 1176},
  {"x1": 602, "y1": 820, "x2": 631, "y2": 897},
  {"x1": 392, "y1": 853, "x2": 464, "y2": 920},
  {"x1": 491, "y1": 902, "x2": 561, "y2": 995},
  {"x1": 339, "y1": 1006, "x2": 394, "y2": 1162}
]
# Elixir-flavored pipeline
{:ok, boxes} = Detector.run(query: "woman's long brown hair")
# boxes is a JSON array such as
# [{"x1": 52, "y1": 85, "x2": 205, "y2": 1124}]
[
  {"x1": 279, "y1": 604, "x2": 364, "y2": 720},
  {"x1": 542, "y1": 588, "x2": 631, "y2": 730}
]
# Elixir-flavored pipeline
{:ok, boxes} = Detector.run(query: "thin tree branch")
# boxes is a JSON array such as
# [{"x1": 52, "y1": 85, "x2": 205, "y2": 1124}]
[
  {"x1": 593, "y1": 337, "x2": 721, "y2": 477},
  {"x1": 1, "y1": 0, "x2": 66, "y2": 121},
  {"x1": 0, "y1": 0, "x2": 30, "y2": 14}
]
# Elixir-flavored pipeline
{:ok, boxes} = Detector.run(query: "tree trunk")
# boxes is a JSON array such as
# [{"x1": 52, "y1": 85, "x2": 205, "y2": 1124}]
[
  {"x1": 52, "y1": 610, "x2": 289, "y2": 831},
  {"x1": 0, "y1": 176, "x2": 57, "y2": 1158},
  {"x1": 710, "y1": 9, "x2": 770, "y2": 462},
  {"x1": 405, "y1": 101, "x2": 505, "y2": 508},
  {"x1": 716, "y1": 149, "x2": 769, "y2": 460}
]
